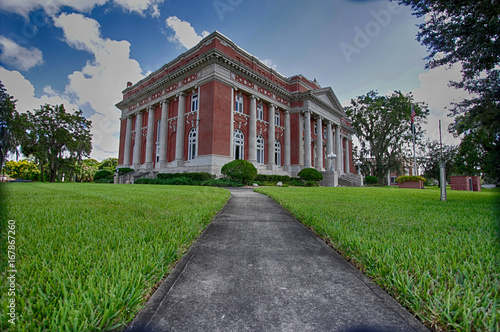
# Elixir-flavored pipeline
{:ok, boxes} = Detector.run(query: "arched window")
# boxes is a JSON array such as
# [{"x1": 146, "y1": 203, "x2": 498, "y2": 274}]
[
  {"x1": 275, "y1": 140, "x2": 282, "y2": 166},
  {"x1": 234, "y1": 129, "x2": 244, "y2": 160},
  {"x1": 188, "y1": 128, "x2": 197, "y2": 161},
  {"x1": 256, "y1": 135, "x2": 264, "y2": 164}
]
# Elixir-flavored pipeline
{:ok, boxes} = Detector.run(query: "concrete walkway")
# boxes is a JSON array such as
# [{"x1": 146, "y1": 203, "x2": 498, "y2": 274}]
[{"x1": 126, "y1": 188, "x2": 429, "y2": 332}]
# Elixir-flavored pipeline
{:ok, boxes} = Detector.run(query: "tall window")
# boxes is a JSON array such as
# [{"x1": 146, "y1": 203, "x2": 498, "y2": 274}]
[
  {"x1": 191, "y1": 93, "x2": 199, "y2": 112},
  {"x1": 323, "y1": 127, "x2": 327, "y2": 139},
  {"x1": 233, "y1": 129, "x2": 245, "y2": 160},
  {"x1": 257, "y1": 135, "x2": 264, "y2": 164},
  {"x1": 275, "y1": 111, "x2": 280, "y2": 126},
  {"x1": 314, "y1": 123, "x2": 317, "y2": 135},
  {"x1": 235, "y1": 95, "x2": 244, "y2": 113},
  {"x1": 257, "y1": 105, "x2": 264, "y2": 120},
  {"x1": 275, "y1": 140, "x2": 282, "y2": 166},
  {"x1": 156, "y1": 119, "x2": 161, "y2": 163},
  {"x1": 188, "y1": 128, "x2": 197, "y2": 161}
]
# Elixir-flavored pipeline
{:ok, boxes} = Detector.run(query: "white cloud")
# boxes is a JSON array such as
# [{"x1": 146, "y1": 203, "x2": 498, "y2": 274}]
[
  {"x1": 411, "y1": 65, "x2": 472, "y2": 145},
  {"x1": 0, "y1": 66, "x2": 79, "y2": 114},
  {"x1": 0, "y1": 36, "x2": 43, "y2": 71},
  {"x1": 54, "y1": 13, "x2": 144, "y2": 160},
  {"x1": 259, "y1": 58, "x2": 277, "y2": 70},
  {"x1": 1, "y1": 12, "x2": 145, "y2": 161},
  {"x1": 0, "y1": 0, "x2": 162, "y2": 18},
  {"x1": 165, "y1": 16, "x2": 210, "y2": 49}
]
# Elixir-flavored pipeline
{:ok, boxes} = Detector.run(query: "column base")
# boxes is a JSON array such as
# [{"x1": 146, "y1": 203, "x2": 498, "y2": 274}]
[
  {"x1": 156, "y1": 161, "x2": 168, "y2": 169},
  {"x1": 171, "y1": 159, "x2": 184, "y2": 168}
]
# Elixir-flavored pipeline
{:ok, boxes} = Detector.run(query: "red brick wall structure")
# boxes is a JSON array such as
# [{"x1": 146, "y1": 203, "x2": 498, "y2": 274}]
[
  {"x1": 450, "y1": 175, "x2": 481, "y2": 191},
  {"x1": 398, "y1": 180, "x2": 423, "y2": 189},
  {"x1": 396, "y1": 175, "x2": 425, "y2": 189},
  {"x1": 115, "y1": 31, "x2": 357, "y2": 182}
]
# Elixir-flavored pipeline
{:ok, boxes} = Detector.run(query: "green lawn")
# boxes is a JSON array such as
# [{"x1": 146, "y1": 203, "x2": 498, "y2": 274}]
[
  {"x1": 0, "y1": 183, "x2": 230, "y2": 331},
  {"x1": 256, "y1": 186, "x2": 500, "y2": 332}
]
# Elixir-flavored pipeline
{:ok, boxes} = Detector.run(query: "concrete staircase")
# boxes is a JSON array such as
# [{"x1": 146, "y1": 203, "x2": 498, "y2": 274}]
[{"x1": 338, "y1": 173, "x2": 363, "y2": 187}]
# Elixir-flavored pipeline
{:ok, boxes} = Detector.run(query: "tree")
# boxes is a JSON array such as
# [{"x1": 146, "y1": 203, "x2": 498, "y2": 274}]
[
  {"x1": 98, "y1": 157, "x2": 118, "y2": 171},
  {"x1": 0, "y1": 81, "x2": 20, "y2": 173},
  {"x1": 418, "y1": 140, "x2": 457, "y2": 185},
  {"x1": 395, "y1": 0, "x2": 500, "y2": 181},
  {"x1": 4, "y1": 159, "x2": 40, "y2": 180},
  {"x1": 345, "y1": 90, "x2": 429, "y2": 184},
  {"x1": 19, "y1": 104, "x2": 92, "y2": 182}
]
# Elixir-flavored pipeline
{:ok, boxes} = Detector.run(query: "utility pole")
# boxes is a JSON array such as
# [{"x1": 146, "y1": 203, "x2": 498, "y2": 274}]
[{"x1": 439, "y1": 119, "x2": 447, "y2": 201}]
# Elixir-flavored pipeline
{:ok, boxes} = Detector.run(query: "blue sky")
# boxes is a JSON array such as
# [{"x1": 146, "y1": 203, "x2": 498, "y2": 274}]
[{"x1": 0, "y1": 0, "x2": 469, "y2": 160}]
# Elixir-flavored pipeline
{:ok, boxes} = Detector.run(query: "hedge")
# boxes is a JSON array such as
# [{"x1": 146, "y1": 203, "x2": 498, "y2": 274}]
[
  {"x1": 157, "y1": 172, "x2": 214, "y2": 182},
  {"x1": 395, "y1": 175, "x2": 426, "y2": 183},
  {"x1": 298, "y1": 168, "x2": 323, "y2": 182}
]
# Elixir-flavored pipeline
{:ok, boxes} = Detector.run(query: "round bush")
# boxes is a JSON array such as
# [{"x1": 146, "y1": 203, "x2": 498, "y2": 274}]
[
  {"x1": 221, "y1": 160, "x2": 257, "y2": 185},
  {"x1": 364, "y1": 175, "x2": 378, "y2": 185},
  {"x1": 298, "y1": 168, "x2": 323, "y2": 182},
  {"x1": 94, "y1": 170, "x2": 113, "y2": 181}
]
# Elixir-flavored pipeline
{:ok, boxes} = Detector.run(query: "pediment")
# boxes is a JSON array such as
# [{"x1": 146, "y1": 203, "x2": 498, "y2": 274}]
[{"x1": 311, "y1": 88, "x2": 343, "y2": 113}]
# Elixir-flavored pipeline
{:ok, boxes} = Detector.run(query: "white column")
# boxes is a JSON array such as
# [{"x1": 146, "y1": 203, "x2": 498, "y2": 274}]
[
  {"x1": 157, "y1": 100, "x2": 169, "y2": 168},
  {"x1": 335, "y1": 126, "x2": 342, "y2": 173},
  {"x1": 304, "y1": 111, "x2": 312, "y2": 168},
  {"x1": 316, "y1": 116, "x2": 323, "y2": 171},
  {"x1": 326, "y1": 120, "x2": 333, "y2": 171},
  {"x1": 268, "y1": 104, "x2": 276, "y2": 169},
  {"x1": 132, "y1": 111, "x2": 143, "y2": 169},
  {"x1": 230, "y1": 88, "x2": 234, "y2": 158},
  {"x1": 175, "y1": 92, "x2": 186, "y2": 163},
  {"x1": 248, "y1": 95, "x2": 257, "y2": 164},
  {"x1": 144, "y1": 106, "x2": 155, "y2": 169},
  {"x1": 299, "y1": 113, "x2": 304, "y2": 166},
  {"x1": 123, "y1": 116, "x2": 132, "y2": 166},
  {"x1": 345, "y1": 138, "x2": 350, "y2": 173},
  {"x1": 284, "y1": 111, "x2": 291, "y2": 168}
]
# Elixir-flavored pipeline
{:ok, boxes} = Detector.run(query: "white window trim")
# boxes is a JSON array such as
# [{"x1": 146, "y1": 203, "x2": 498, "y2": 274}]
[
  {"x1": 257, "y1": 104, "x2": 264, "y2": 121},
  {"x1": 234, "y1": 129, "x2": 245, "y2": 160},
  {"x1": 257, "y1": 135, "x2": 265, "y2": 164},
  {"x1": 188, "y1": 127, "x2": 197, "y2": 161},
  {"x1": 275, "y1": 140, "x2": 282, "y2": 166},
  {"x1": 235, "y1": 95, "x2": 244, "y2": 113},
  {"x1": 191, "y1": 93, "x2": 199, "y2": 112}
]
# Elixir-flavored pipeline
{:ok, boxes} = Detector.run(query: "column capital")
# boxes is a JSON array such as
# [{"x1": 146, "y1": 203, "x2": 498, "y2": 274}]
[
  {"x1": 250, "y1": 94, "x2": 259, "y2": 101},
  {"x1": 302, "y1": 109, "x2": 311, "y2": 115},
  {"x1": 176, "y1": 91, "x2": 187, "y2": 98},
  {"x1": 161, "y1": 99, "x2": 170, "y2": 106},
  {"x1": 269, "y1": 103, "x2": 277, "y2": 110}
]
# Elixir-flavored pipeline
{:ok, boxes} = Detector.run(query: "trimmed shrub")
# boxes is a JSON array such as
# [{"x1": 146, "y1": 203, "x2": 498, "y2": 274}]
[
  {"x1": 134, "y1": 178, "x2": 165, "y2": 185},
  {"x1": 202, "y1": 178, "x2": 244, "y2": 187},
  {"x1": 94, "y1": 170, "x2": 113, "y2": 182},
  {"x1": 221, "y1": 160, "x2": 257, "y2": 185},
  {"x1": 157, "y1": 172, "x2": 214, "y2": 182},
  {"x1": 364, "y1": 175, "x2": 378, "y2": 185},
  {"x1": 94, "y1": 178, "x2": 114, "y2": 183},
  {"x1": 254, "y1": 174, "x2": 292, "y2": 184},
  {"x1": 395, "y1": 175, "x2": 426, "y2": 183},
  {"x1": 116, "y1": 167, "x2": 134, "y2": 175},
  {"x1": 304, "y1": 180, "x2": 319, "y2": 187},
  {"x1": 289, "y1": 179, "x2": 305, "y2": 187},
  {"x1": 162, "y1": 177, "x2": 194, "y2": 186},
  {"x1": 298, "y1": 168, "x2": 323, "y2": 182}
]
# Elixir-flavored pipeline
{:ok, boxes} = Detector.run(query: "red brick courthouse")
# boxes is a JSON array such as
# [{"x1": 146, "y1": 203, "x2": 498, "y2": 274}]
[{"x1": 116, "y1": 32, "x2": 358, "y2": 184}]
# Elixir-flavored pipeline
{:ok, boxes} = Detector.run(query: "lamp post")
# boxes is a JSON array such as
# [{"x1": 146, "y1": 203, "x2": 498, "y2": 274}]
[
  {"x1": 355, "y1": 160, "x2": 362, "y2": 175},
  {"x1": 327, "y1": 153, "x2": 336, "y2": 172}
]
